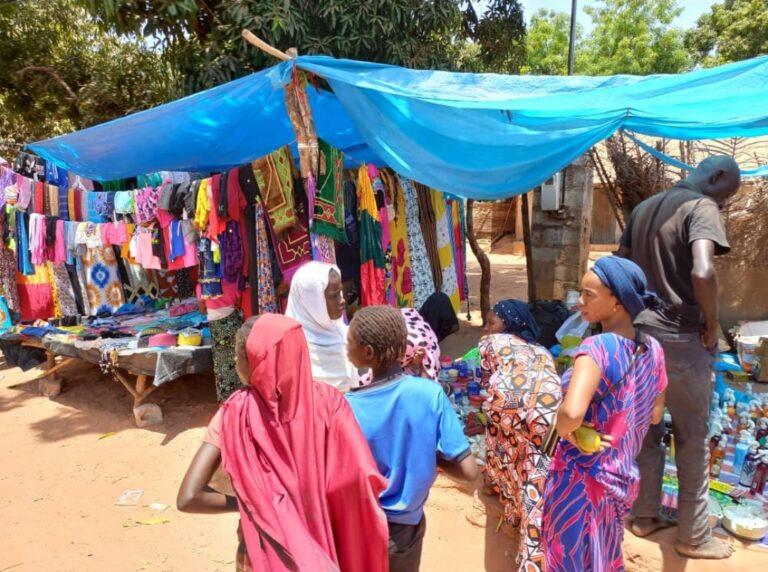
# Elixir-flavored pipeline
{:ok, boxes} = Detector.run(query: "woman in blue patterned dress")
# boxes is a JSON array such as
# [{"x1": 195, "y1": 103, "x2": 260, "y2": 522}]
[{"x1": 542, "y1": 257, "x2": 668, "y2": 571}]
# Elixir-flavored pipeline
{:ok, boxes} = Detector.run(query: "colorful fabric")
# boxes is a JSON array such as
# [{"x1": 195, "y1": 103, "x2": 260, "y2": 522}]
[
  {"x1": 493, "y1": 300, "x2": 541, "y2": 343},
  {"x1": 369, "y1": 165, "x2": 394, "y2": 306},
  {"x1": 479, "y1": 333, "x2": 562, "y2": 572},
  {"x1": 209, "y1": 310, "x2": 244, "y2": 403},
  {"x1": 0, "y1": 247, "x2": 19, "y2": 313},
  {"x1": 401, "y1": 178, "x2": 435, "y2": 308},
  {"x1": 432, "y1": 189, "x2": 460, "y2": 312},
  {"x1": 415, "y1": 183, "x2": 442, "y2": 291},
  {"x1": 194, "y1": 178, "x2": 210, "y2": 230},
  {"x1": 357, "y1": 166, "x2": 386, "y2": 306},
  {"x1": 17, "y1": 264, "x2": 54, "y2": 321},
  {"x1": 381, "y1": 171, "x2": 412, "y2": 307},
  {"x1": 455, "y1": 199, "x2": 469, "y2": 302},
  {"x1": 312, "y1": 140, "x2": 346, "y2": 242},
  {"x1": 254, "y1": 201, "x2": 278, "y2": 314},
  {"x1": 267, "y1": 217, "x2": 311, "y2": 284},
  {"x1": 307, "y1": 174, "x2": 337, "y2": 264},
  {"x1": 543, "y1": 333, "x2": 668, "y2": 572},
  {"x1": 135, "y1": 186, "x2": 160, "y2": 224},
  {"x1": 51, "y1": 262, "x2": 78, "y2": 317},
  {"x1": 82, "y1": 246, "x2": 125, "y2": 315},
  {"x1": 218, "y1": 314, "x2": 389, "y2": 572},
  {"x1": 251, "y1": 147, "x2": 297, "y2": 233}
]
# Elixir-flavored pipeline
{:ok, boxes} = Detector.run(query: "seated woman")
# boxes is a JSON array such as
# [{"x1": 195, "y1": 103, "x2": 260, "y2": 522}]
[
  {"x1": 478, "y1": 300, "x2": 561, "y2": 572},
  {"x1": 419, "y1": 292, "x2": 459, "y2": 342},
  {"x1": 484, "y1": 299, "x2": 541, "y2": 341},
  {"x1": 542, "y1": 257, "x2": 667, "y2": 572},
  {"x1": 286, "y1": 261, "x2": 358, "y2": 391},
  {"x1": 177, "y1": 314, "x2": 389, "y2": 572}
]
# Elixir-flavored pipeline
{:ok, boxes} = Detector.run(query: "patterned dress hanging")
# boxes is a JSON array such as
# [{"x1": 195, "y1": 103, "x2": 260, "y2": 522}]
[
  {"x1": 401, "y1": 178, "x2": 435, "y2": 309},
  {"x1": 383, "y1": 172, "x2": 413, "y2": 308},
  {"x1": 432, "y1": 189, "x2": 460, "y2": 312},
  {"x1": 357, "y1": 166, "x2": 386, "y2": 306},
  {"x1": 82, "y1": 246, "x2": 125, "y2": 315}
]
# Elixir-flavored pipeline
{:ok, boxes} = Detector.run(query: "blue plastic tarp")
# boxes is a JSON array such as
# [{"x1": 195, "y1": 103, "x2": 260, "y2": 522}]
[{"x1": 27, "y1": 54, "x2": 768, "y2": 200}]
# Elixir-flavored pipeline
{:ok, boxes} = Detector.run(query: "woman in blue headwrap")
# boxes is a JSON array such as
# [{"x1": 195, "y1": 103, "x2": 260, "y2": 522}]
[
  {"x1": 542, "y1": 257, "x2": 668, "y2": 572},
  {"x1": 478, "y1": 299, "x2": 560, "y2": 572}
]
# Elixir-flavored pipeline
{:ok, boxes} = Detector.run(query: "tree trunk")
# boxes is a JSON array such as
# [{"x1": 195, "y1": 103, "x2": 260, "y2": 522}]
[
  {"x1": 521, "y1": 191, "x2": 536, "y2": 303},
  {"x1": 466, "y1": 199, "x2": 491, "y2": 324}
]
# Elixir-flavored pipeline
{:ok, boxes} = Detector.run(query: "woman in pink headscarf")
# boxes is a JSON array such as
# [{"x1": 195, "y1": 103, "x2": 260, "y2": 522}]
[{"x1": 177, "y1": 314, "x2": 389, "y2": 572}]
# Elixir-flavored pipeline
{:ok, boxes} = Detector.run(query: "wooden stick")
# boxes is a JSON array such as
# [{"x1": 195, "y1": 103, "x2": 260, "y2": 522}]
[
  {"x1": 241, "y1": 30, "x2": 292, "y2": 61},
  {"x1": 135, "y1": 384, "x2": 158, "y2": 406},
  {"x1": 112, "y1": 370, "x2": 139, "y2": 400},
  {"x1": 30, "y1": 357, "x2": 75, "y2": 382},
  {"x1": 522, "y1": 191, "x2": 536, "y2": 303}
]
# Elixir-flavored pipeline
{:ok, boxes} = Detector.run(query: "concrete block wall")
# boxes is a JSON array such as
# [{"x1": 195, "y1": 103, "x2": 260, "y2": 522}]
[{"x1": 530, "y1": 155, "x2": 594, "y2": 300}]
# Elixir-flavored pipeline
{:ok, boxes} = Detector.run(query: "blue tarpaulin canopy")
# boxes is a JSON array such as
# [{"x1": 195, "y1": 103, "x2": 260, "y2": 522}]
[{"x1": 27, "y1": 54, "x2": 768, "y2": 200}]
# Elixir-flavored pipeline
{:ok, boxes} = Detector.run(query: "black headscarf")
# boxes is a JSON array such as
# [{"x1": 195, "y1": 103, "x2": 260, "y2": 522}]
[{"x1": 419, "y1": 292, "x2": 459, "y2": 342}]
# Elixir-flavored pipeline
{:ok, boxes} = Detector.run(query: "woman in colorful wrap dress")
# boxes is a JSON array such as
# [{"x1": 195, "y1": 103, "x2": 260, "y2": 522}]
[
  {"x1": 542, "y1": 256, "x2": 667, "y2": 572},
  {"x1": 478, "y1": 300, "x2": 561, "y2": 572}
]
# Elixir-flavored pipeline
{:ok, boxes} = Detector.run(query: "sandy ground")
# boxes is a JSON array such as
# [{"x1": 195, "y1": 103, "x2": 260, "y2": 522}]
[{"x1": 2, "y1": 243, "x2": 767, "y2": 572}]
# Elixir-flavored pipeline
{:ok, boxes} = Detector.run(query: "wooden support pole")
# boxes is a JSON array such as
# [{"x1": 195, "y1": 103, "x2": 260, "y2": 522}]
[
  {"x1": 112, "y1": 370, "x2": 139, "y2": 400},
  {"x1": 30, "y1": 357, "x2": 75, "y2": 382},
  {"x1": 240, "y1": 30, "x2": 291, "y2": 61},
  {"x1": 242, "y1": 29, "x2": 319, "y2": 180},
  {"x1": 466, "y1": 199, "x2": 491, "y2": 324},
  {"x1": 522, "y1": 191, "x2": 537, "y2": 303}
]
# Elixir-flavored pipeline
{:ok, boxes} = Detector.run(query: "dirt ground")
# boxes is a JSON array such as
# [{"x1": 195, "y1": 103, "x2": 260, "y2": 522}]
[{"x1": 1, "y1": 244, "x2": 767, "y2": 571}]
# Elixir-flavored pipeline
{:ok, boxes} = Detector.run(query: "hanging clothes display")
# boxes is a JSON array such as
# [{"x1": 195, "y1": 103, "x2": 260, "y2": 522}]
[
  {"x1": 415, "y1": 182, "x2": 443, "y2": 292},
  {"x1": 432, "y1": 189, "x2": 460, "y2": 312},
  {"x1": 51, "y1": 263, "x2": 78, "y2": 318},
  {"x1": 357, "y1": 166, "x2": 386, "y2": 306},
  {"x1": 382, "y1": 171, "x2": 413, "y2": 308},
  {"x1": 369, "y1": 164, "x2": 393, "y2": 306},
  {"x1": 17, "y1": 264, "x2": 54, "y2": 321},
  {"x1": 251, "y1": 147, "x2": 298, "y2": 233},
  {"x1": 306, "y1": 174, "x2": 336, "y2": 264},
  {"x1": 450, "y1": 198, "x2": 467, "y2": 303},
  {"x1": 0, "y1": 247, "x2": 19, "y2": 313},
  {"x1": 334, "y1": 178, "x2": 361, "y2": 286},
  {"x1": 82, "y1": 246, "x2": 125, "y2": 315},
  {"x1": 311, "y1": 140, "x2": 347, "y2": 242},
  {"x1": 401, "y1": 178, "x2": 435, "y2": 309},
  {"x1": 253, "y1": 200, "x2": 279, "y2": 314}
]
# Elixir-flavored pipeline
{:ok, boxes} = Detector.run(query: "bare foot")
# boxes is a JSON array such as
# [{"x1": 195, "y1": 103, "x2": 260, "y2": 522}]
[
  {"x1": 628, "y1": 515, "x2": 678, "y2": 537},
  {"x1": 675, "y1": 538, "x2": 735, "y2": 560}
]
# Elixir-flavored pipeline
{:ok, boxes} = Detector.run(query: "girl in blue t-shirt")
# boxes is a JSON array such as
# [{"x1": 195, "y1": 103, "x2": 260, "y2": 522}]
[{"x1": 346, "y1": 305, "x2": 479, "y2": 572}]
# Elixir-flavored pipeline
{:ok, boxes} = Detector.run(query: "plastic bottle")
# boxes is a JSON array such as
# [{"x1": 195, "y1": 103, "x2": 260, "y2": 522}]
[
  {"x1": 739, "y1": 443, "x2": 760, "y2": 487},
  {"x1": 710, "y1": 457, "x2": 723, "y2": 478},
  {"x1": 453, "y1": 388, "x2": 464, "y2": 407},
  {"x1": 710, "y1": 436, "x2": 727, "y2": 471},
  {"x1": 750, "y1": 449, "x2": 768, "y2": 495},
  {"x1": 733, "y1": 430, "x2": 752, "y2": 475},
  {"x1": 467, "y1": 380, "x2": 480, "y2": 398}
]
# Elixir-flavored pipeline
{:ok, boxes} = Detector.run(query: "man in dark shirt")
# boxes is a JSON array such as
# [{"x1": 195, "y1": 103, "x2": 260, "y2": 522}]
[{"x1": 618, "y1": 156, "x2": 740, "y2": 560}]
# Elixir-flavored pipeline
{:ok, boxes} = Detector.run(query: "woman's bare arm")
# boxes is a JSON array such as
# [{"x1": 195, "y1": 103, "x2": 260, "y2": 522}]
[{"x1": 177, "y1": 443, "x2": 238, "y2": 514}]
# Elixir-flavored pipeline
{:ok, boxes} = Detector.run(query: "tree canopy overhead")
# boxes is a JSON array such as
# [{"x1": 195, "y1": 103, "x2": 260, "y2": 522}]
[
  {"x1": 578, "y1": 0, "x2": 690, "y2": 75},
  {"x1": 83, "y1": 0, "x2": 527, "y2": 91},
  {"x1": 0, "y1": 0, "x2": 175, "y2": 159},
  {"x1": 685, "y1": 0, "x2": 768, "y2": 67}
]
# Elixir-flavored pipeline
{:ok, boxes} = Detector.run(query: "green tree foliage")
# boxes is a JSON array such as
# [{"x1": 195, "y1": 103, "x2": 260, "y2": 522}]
[
  {"x1": 685, "y1": 0, "x2": 768, "y2": 67},
  {"x1": 579, "y1": 0, "x2": 690, "y2": 75},
  {"x1": 83, "y1": 1, "x2": 527, "y2": 90},
  {"x1": 521, "y1": 9, "x2": 581, "y2": 75},
  {"x1": 0, "y1": 0, "x2": 176, "y2": 159}
]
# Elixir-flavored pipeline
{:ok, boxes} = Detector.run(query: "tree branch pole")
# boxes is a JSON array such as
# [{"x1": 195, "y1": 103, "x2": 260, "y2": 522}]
[
  {"x1": 241, "y1": 30, "x2": 319, "y2": 180},
  {"x1": 466, "y1": 199, "x2": 491, "y2": 324},
  {"x1": 521, "y1": 191, "x2": 536, "y2": 303}
]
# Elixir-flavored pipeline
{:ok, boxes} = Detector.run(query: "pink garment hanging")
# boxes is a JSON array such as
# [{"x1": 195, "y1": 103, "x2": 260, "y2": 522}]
[{"x1": 54, "y1": 219, "x2": 67, "y2": 264}]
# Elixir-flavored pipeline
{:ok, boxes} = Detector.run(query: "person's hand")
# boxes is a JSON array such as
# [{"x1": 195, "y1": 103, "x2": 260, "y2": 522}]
[
  {"x1": 411, "y1": 348, "x2": 426, "y2": 374},
  {"x1": 702, "y1": 323, "x2": 720, "y2": 355},
  {"x1": 564, "y1": 422, "x2": 613, "y2": 455}
]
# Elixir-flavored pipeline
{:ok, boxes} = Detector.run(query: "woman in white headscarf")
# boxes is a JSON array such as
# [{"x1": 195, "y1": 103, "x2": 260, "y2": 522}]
[{"x1": 286, "y1": 261, "x2": 359, "y2": 392}]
